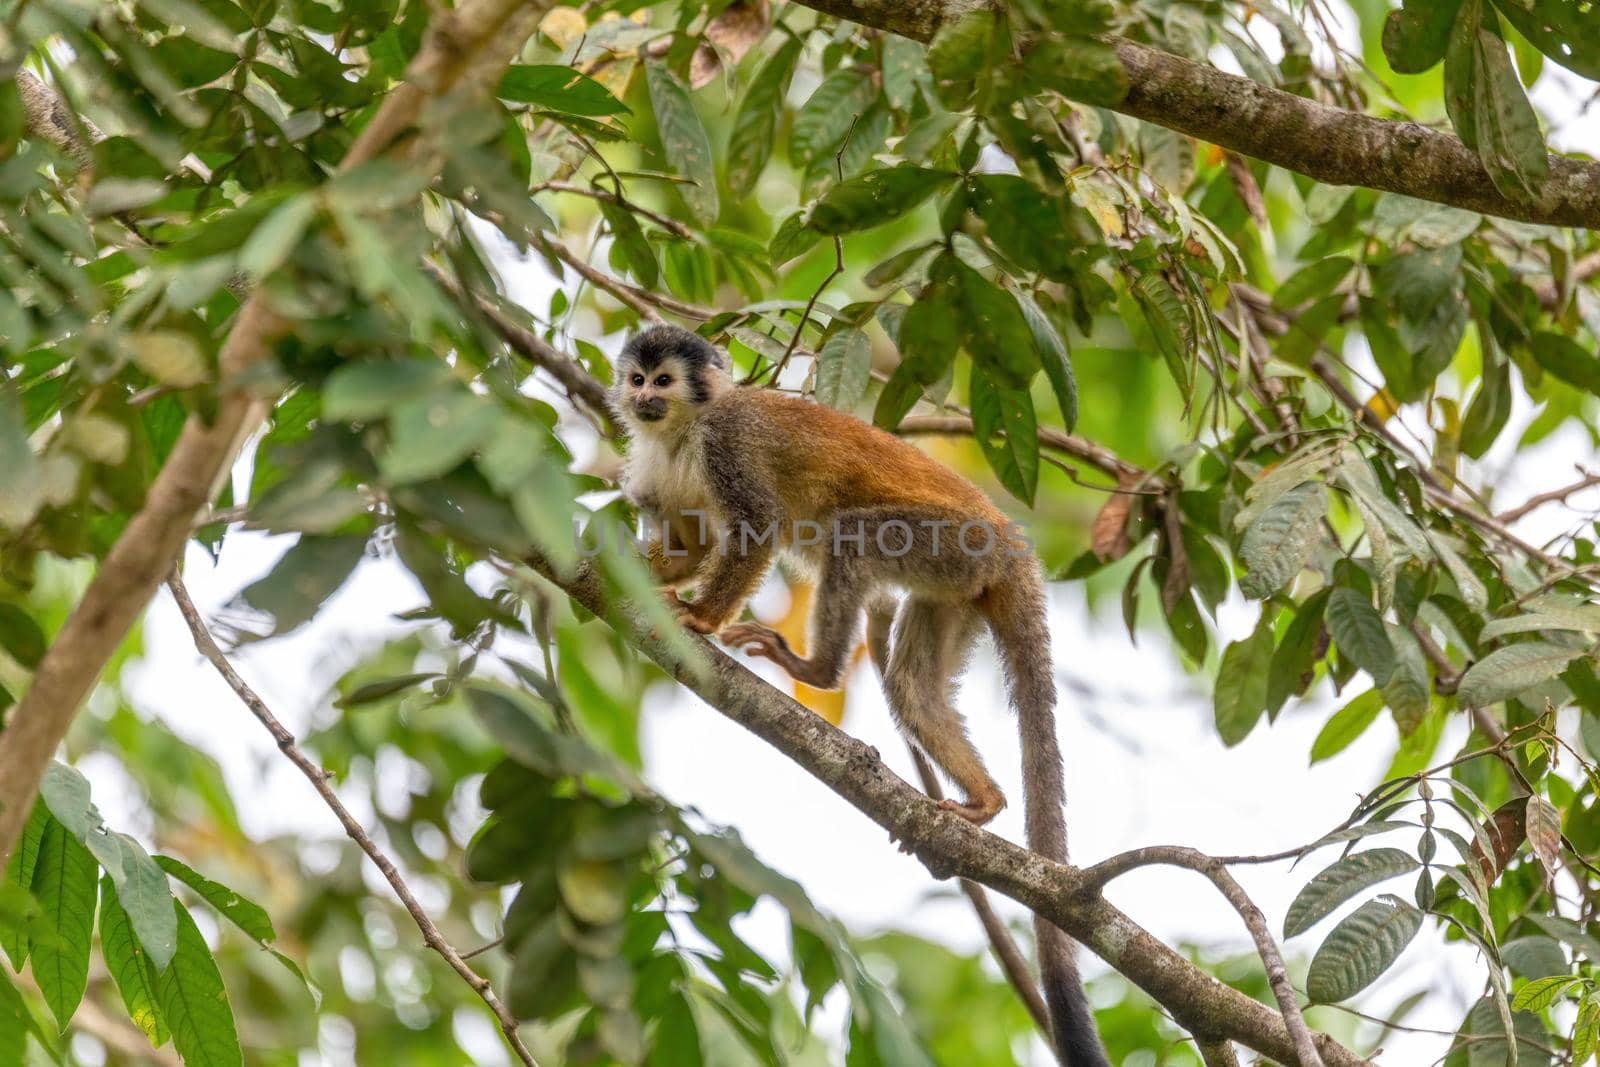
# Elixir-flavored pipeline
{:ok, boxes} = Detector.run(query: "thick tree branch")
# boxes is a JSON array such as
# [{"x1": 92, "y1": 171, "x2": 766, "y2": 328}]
[
  {"x1": 165, "y1": 573, "x2": 540, "y2": 1067},
  {"x1": 0, "y1": 0, "x2": 554, "y2": 866},
  {"x1": 529, "y1": 557, "x2": 1374, "y2": 1067},
  {"x1": 792, "y1": 0, "x2": 1600, "y2": 230}
]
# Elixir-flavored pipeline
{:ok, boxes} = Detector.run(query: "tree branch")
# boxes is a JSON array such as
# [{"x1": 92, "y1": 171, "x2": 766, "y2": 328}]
[
  {"x1": 525, "y1": 557, "x2": 1374, "y2": 1067},
  {"x1": 1495, "y1": 468, "x2": 1600, "y2": 524},
  {"x1": 1080, "y1": 846, "x2": 1323, "y2": 1067},
  {"x1": 791, "y1": 0, "x2": 1600, "y2": 229},
  {"x1": 1197, "y1": 1036, "x2": 1243, "y2": 1067},
  {"x1": 421, "y1": 260, "x2": 618, "y2": 434},
  {"x1": 165, "y1": 572, "x2": 540, "y2": 1067},
  {"x1": 0, "y1": 0, "x2": 556, "y2": 866}
]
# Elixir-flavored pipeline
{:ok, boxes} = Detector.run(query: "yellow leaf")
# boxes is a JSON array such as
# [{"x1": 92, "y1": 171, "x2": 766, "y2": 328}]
[
  {"x1": 539, "y1": 7, "x2": 587, "y2": 49},
  {"x1": 770, "y1": 579, "x2": 863, "y2": 726},
  {"x1": 1365, "y1": 388, "x2": 1401, "y2": 422}
]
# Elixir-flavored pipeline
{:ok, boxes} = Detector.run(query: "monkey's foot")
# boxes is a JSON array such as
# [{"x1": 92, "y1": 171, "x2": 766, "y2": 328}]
[
  {"x1": 719, "y1": 622, "x2": 795, "y2": 665},
  {"x1": 938, "y1": 796, "x2": 1005, "y2": 826},
  {"x1": 663, "y1": 590, "x2": 718, "y2": 635}
]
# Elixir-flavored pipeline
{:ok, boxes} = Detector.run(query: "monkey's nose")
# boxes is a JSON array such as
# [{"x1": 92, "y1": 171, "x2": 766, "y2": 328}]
[{"x1": 634, "y1": 396, "x2": 667, "y2": 421}]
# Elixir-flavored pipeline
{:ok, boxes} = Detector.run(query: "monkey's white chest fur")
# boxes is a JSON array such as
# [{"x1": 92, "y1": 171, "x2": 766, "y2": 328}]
[{"x1": 620, "y1": 427, "x2": 713, "y2": 520}]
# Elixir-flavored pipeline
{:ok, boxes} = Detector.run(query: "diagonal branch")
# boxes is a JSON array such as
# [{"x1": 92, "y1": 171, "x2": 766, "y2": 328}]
[
  {"x1": 165, "y1": 572, "x2": 540, "y2": 1067},
  {"x1": 791, "y1": 0, "x2": 1600, "y2": 230},
  {"x1": 0, "y1": 0, "x2": 556, "y2": 866},
  {"x1": 526, "y1": 555, "x2": 1374, "y2": 1067}
]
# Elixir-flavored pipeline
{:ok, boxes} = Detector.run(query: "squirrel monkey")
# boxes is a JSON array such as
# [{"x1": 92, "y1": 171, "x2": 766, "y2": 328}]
[{"x1": 610, "y1": 325, "x2": 1108, "y2": 1067}]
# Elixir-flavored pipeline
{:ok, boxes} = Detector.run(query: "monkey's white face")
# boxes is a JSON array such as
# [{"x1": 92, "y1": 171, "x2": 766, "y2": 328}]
[{"x1": 616, "y1": 355, "x2": 697, "y2": 433}]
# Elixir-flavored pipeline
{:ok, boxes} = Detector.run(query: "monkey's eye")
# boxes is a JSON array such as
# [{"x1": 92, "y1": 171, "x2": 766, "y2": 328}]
[
  {"x1": 630, "y1": 373, "x2": 645, "y2": 387},
  {"x1": 654, "y1": 374, "x2": 672, "y2": 387}
]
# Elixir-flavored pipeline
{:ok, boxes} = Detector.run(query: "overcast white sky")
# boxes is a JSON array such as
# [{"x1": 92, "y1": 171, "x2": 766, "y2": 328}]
[{"x1": 75, "y1": 15, "x2": 1600, "y2": 1067}]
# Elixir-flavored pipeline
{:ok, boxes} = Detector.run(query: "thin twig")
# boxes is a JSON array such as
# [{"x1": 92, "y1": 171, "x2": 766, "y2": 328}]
[
  {"x1": 907, "y1": 749, "x2": 1052, "y2": 1035},
  {"x1": 421, "y1": 260, "x2": 618, "y2": 434},
  {"x1": 1080, "y1": 845, "x2": 1323, "y2": 1067},
  {"x1": 165, "y1": 572, "x2": 540, "y2": 1067},
  {"x1": 759, "y1": 113, "x2": 859, "y2": 386},
  {"x1": 532, "y1": 180, "x2": 696, "y2": 239},
  {"x1": 1496, "y1": 468, "x2": 1600, "y2": 524}
]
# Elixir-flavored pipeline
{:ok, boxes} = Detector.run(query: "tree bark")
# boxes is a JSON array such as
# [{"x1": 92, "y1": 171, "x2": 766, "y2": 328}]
[{"x1": 793, "y1": 0, "x2": 1600, "y2": 230}]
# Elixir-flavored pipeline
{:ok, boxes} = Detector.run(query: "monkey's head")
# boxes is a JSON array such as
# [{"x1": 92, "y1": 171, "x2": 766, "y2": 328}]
[{"x1": 612, "y1": 325, "x2": 730, "y2": 433}]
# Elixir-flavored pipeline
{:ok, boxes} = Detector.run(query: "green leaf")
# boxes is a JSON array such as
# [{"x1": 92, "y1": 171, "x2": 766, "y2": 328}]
[
  {"x1": 646, "y1": 61, "x2": 718, "y2": 226},
  {"x1": 1306, "y1": 894, "x2": 1422, "y2": 1003},
  {"x1": 0, "y1": 603, "x2": 46, "y2": 667},
  {"x1": 99, "y1": 874, "x2": 170, "y2": 1046},
  {"x1": 1214, "y1": 614, "x2": 1276, "y2": 746},
  {"x1": 1276, "y1": 257, "x2": 1355, "y2": 309},
  {"x1": 0, "y1": 970, "x2": 26, "y2": 1067},
  {"x1": 1238, "y1": 481, "x2": 1328, "y2": 599},
  {"x1": 1326, "y1": 587, "x2": 1396, "y2": 686},
  {"x1": 1267, "y1": 588, "x2": 1330, "y2": 713},
  {"x1": 1132, "y1": 273, "x2": 1193, "y2": 394},
  {"x1": 498, "y1": 65, "x2": 628, "y2": 116},
  {"x1": 1501, "y1": 936, "x2": 1567, "y2": 980},
  {"x1": 1384, "y1": 0, "x2": 1465, "y2": 72},
  {"x1": 814, "y1": 328, "x2": 872, "y2": 414},
  {"x1": 968, "y1": 365, "x2": 1039, "y2": 506},
  {"x1": 1458, "y1": 642, "x2": 1584, "y2": 707},
  {"x1": 1530, "y1": 331, "x2": 1600, "y2": 395},
  {"x1": 872, "y1": 361, "x2": 923, "y2": 430},
  {"x1": 30, "y1": 816, "x2": 97, "y2": 1030},
  {"x1": 90, "y1": 833, "x2": 177, "y2": 972},
  {"x1": 925, "y1": 11, "x2": 994, "y2": 109},
  {"x1": 1490, "y1": 0, "x2": 1600, "y2": 79},
  {"x1": 323, "y1": 360, "x2": 448, "y2": 420},
  {"x1": 768, "y1": 211, "x2": 821, "y2": 265},
  {"x1": 1510, "y1": 973, "x2": 1581, "y2": 1012},
  {"x1": 1310, "y1": 689, "x2": 1385, "y2": 764},
  {"x1": 159, "y1": 903, "x2": 243, "y2": 1067},
  {"x1": 598, "y1": 199, "x2": 658, "y2": 288},
  {"x1": 881, "y1": 36, "x2": 927, "y2": 111},
  {"x1": 1575, "y1": 995, "x2": 1600, "y2": 1064},
  {"x1": 154, "y1": 856, "x2": 275, "y2": 944},
  {"x1": 2, "y1": 804, "x2": 46, "y2": 968},
  {"x1": 936, "y1": 255, "x2": 1039, "y2": 387},
  {"x1": 789, "y1": 67, "x2": 877, "y2": 168},
  {"x1": 238, "y1": 195, "x2": 316, "y2": 280},
  {"x1": 1481, "y1": 601, "x2": 1600, "y2": 640},
  {"x1": 808, "y1": 167, "x2": 956, "y2": 235},
  {"x1": 1460, "y1": 342, "x2": 1512, "y2": 458},
  {"x1": 726, "y1": 38, "x2": 802, "y2": 196},
  {"x1": 380, "y1": 391, "x2": 497, "y2": 484},
  {"x1": 1383, "y1": 623, "x2": 1432, "y2": 734},
  {"x1": 970, "y1": 175, "x2": 1078, "y2": 281},
  {"x1": 237, "y1": 534, "x2": 367, "y2": 637},
  {"x1": 1444, "y1": 2, "x2": 1550, "y2": 202},
  {"x1": 1285, "y1": 849, "x2": 1421, "y2": 938},
  {"x1": 0, "y1": 385, "x2": 45, "y2": 530},
  {"x1": 1023, "y1": 36, "x2": 1129, "y2": 107},
  {"x1": 1017, "y1": 291, "x2": 1077, "y2": 431}
]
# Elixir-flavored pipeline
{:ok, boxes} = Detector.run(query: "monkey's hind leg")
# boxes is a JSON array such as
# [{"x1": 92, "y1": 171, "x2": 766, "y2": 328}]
[
  {"x1": 884, "y1": 597, "x2": 1005, "y2": 825},
  {"x1": 719, "y1": 538, "x2": 875, "y2": 689}
]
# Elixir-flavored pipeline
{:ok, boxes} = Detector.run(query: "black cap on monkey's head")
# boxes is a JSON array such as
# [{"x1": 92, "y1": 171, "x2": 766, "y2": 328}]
[{"x1": 613, "y1": 325, "x2": 731, "y2": 427}]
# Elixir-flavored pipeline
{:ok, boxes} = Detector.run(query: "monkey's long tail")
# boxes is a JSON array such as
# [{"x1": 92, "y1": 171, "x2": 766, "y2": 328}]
[{"x1": 984, "y1": 571, "x2": 1110, "y2": 1067}]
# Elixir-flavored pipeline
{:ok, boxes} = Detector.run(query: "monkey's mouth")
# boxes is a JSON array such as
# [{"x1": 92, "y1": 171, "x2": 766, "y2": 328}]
[{"x1": 634, "y1": 406, "x2": 666, "y2": 422}]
